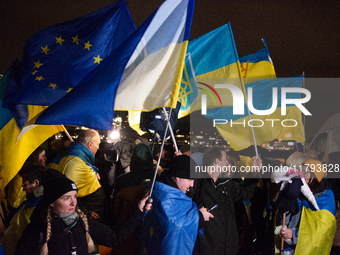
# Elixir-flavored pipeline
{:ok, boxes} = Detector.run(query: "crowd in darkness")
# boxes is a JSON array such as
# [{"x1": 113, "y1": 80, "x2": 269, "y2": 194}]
[{"x1": 0, "y1": 129, "x2": 340, "y2": 255}]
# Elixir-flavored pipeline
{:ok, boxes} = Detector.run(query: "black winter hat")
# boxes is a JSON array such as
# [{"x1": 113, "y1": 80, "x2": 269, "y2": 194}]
[
  {"x1": 168, "y1": 155, "x2": 196, "y2": 180},
  {"x1": 42, "y1": 169, "x2": 77, "y2": 205}
]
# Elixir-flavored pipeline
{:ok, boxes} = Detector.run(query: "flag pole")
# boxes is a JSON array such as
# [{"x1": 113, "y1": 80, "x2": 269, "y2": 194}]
[
  {"x1": 63, "y1": 127, "x2": 74, "y2": 142},
  {"x1": 229, "y1": 24, "x2": 258, "y2": 157},
  {"x1": 162, "y1": 107, "x2": 178, "y2": 153},
  {"x1": 187, "y1": 53, "x2": 199, "y2": 92},
  {"x1": 281, "y1": 212, "x2": 286, "y2": 254},
  {"x1": 302, "y1": 72, "x2": 306, "y2": 153},
  {"x1": 149, "y1": 108, "x2": 172, "y2": 198},
  {"x1": 245, "y1": 102, "x2": 259, "y2": 157}
]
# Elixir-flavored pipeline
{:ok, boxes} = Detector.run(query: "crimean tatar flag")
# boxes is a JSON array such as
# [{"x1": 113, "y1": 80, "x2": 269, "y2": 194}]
[{"x1": 239, "y1": 37, "x2": 276, "y2": 79}]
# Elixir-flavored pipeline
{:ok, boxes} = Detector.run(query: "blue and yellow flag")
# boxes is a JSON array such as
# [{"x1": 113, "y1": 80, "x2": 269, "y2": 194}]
[
  {"x1": 190, "y1": 37, "x2": 305, "y2": 151},
  {"x1": 205, "y1": 77, "x2": 305, "y2": 151},
  {"x1": 239, "y1": 37, "x2": 276, "y2": 79},
  {"x1": 295, "y1": 189, "x2": 336, "y2": 255},
  {"x1": 3, "y1": 0, "x2": 135, "y2": 122},
  {"x1": 178, "y1": 22, "x2": 242, "y2": 118},
  {"x1": 0, "y1": 70, "x2": 64, "y2": 202},
  {"x1": 141, "y1": 182, "x2": 199, "y2": 255},
  {"x1": 30, "y1": 0, "x2": 195, "y2": 130}
]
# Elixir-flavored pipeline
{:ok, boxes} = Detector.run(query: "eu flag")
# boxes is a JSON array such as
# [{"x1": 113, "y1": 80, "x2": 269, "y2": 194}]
[
  {"x1": 3, "y1": 0, "x2": 135, "y2": 114},
  {"x1": 27, "y1": 0, "x2": 195, "y2": 130}
]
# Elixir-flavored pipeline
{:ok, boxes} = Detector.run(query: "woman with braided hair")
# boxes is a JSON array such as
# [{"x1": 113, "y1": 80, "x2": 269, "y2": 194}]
[{"x1": 15, "y1": 169, "x2": 152, "y2": 255}]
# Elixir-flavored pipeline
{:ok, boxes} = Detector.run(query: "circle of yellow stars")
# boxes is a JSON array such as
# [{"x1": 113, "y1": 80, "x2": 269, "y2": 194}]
[{"x1": 32, "y1": 35, "x2": 103, "y2": 92}]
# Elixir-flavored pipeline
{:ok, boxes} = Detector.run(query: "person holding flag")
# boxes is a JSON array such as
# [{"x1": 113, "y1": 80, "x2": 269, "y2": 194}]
[
  {"x1": 197, "y1": 147, "x2": 261, "y2": 255},
  {"x1": 279, "y1": 160, "x2": 336, "y2": 254},
  {"x1": 142, "y1": 155, "x2": 214, "y2": 255}
]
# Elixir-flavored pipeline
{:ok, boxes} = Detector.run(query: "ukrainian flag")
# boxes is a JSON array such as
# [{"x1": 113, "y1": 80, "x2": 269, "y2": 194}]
[
  {"x1": 179, "y1": 22, "x2": 242, "y2": 118},
  {"x1": 141, "y1": 182, "x2": 199, "y2": 255},
  {"x1": 28, "y1": 0, "x2": 194, "y2": 131},
  {"x1": 0, "y1": 69, "x2": 64, "y2": 203},
  {"x1": 205, "y1": 77, "x2": 305, "y2": 151}
]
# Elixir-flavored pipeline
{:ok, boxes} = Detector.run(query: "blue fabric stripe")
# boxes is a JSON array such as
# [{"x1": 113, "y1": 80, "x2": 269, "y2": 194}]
[
  {"x1": 239, "y1": 48, "x2": 270, "y2": 64},
  {"x1": 298, "y1": 189, "x2": 336, "y2": 216},
  {"x1": 187, "y1": 22, "x2": 238, "y2": 76},
  {"x1": 206, "y1": 76, "x2": 304, "y2": 121}
]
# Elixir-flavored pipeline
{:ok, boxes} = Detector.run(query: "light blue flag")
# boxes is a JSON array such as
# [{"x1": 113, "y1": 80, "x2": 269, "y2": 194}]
[
  {"x1": 142, "y1": 182, "x2": 199, "y2": 255},
  {"x1": 202, "y1": 77, "x2": 306, "y2": 151},
  {"x1": 205, "y1": 77, "x2": 304, "y2": 121},
  {"x1": 178, "y1": 22, "x2": 241, "y2": 118},
  {"x1": 185, "y1": 22, "x2": 239, "y2": 76}
]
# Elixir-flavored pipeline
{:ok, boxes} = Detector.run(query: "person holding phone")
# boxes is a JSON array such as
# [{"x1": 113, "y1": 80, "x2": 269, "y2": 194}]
[{"x1": 197, "y1": 147, "x2": 261, "y2": 255}]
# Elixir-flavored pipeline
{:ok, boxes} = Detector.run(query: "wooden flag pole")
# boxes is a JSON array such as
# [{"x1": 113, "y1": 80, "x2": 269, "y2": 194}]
[
  {"x1": 281, "y1": 212, "x2": 286, "y2": 254},
  {"x1": 63, "y1": 127, "x2": 74, "y2": 142},
  {"x1": 230, "y1": 25, "x2": 259, "y2": 159}
]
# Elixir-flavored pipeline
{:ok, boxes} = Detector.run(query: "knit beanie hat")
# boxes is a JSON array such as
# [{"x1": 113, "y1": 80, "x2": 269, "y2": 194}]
[
  {"x1": 168, "y1": 155, "x2": 197, "y2": 180},
  {"x1": 42, "y1": 169, "x2": 78, "y2": 205},
  {"x1": 304, "y1": 159, "x2": 327, "y2": 182}
]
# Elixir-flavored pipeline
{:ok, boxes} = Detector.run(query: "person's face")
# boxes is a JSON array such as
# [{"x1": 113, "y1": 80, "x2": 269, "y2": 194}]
[
  {"x1": 216, "y1": 151, "x2": 229, "y2": 167},
  {"x1": 210, "y1": 150, "x2": 229, "y2": 180},
  {"x1": 22, "y1": 179, "x2": 39, "y2": 195},
  {"x1": 38, "y1": 150, "x2": 47, "y2": 166},
  {"x1": 174, "y1": 177, "x2": 194, "y2": 194},
  {"x1": 89, "y1": 134, "x2": 100, "y2": 155},
  {"x1": 51, "y1": 190, "x2": 77, "y2": 214},
  {"x1": 302, "y1": 165, "x2": 313, "y2": 185}
]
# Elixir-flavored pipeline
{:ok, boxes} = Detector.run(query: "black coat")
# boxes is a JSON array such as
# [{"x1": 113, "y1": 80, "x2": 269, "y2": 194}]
[
  {"x1": 15, "y1": 206, "x2": 143, "y2": 255},
  {"x1": 197, "y1": 177, "x2": 258, "y2": 255}
]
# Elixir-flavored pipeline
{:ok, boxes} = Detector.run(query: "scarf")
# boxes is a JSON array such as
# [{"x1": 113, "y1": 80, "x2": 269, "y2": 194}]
[{"x1": 58, "y1": 212, "x2": 79, "y2": 229}]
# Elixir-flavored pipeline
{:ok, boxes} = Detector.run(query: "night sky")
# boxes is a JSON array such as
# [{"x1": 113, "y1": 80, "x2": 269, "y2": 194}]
[{"x1": 2, "y1": 0, "x2": 340, "y2": 139}]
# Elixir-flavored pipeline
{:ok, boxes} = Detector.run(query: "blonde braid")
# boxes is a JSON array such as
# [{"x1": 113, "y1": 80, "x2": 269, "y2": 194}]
[
  {"x1": 40, "y1": 206, "x2": 52, "y2": 255},
  {"x1": 76, "y1": 207, "x2": 95, "y2": 253}
]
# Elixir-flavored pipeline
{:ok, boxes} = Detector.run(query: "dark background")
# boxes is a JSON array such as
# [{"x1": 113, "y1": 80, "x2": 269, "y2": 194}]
[{"x1": 2, "y1": 0, "x2": 340, "y2": 139}]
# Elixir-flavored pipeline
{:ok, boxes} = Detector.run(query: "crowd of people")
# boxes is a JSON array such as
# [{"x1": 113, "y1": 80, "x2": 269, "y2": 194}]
[{"x1": 0, "y1": 128, "x2": 340, "y2": 255}]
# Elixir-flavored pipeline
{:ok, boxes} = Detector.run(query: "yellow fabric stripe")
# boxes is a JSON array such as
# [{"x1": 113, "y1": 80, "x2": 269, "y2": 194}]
[
  {"x1": 0, "y1": 105, "x2": 64, "y2": 202},
  {"x1": 169, "y1": 40, "x2": 188, "y2": 108},
  {"x1": 50, "y1": 155, "x2": 101, "y2": 197},
  {"x1": 240, "y1": 60, "x2": 276, "y2": 79},
  {"x1": 215, "y1": 106, "x2": 305, "y2": 151},
  {"x1": 295, "y1": 207, "x2": 336, "y2": 255}
]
